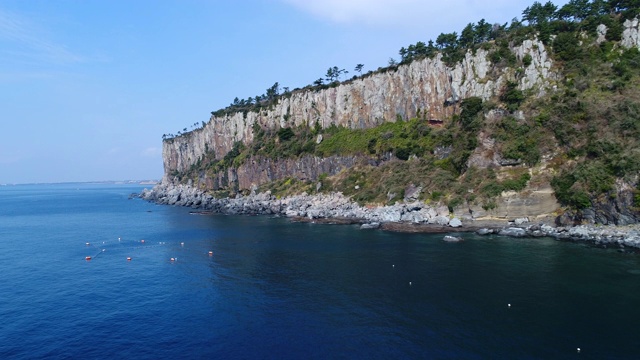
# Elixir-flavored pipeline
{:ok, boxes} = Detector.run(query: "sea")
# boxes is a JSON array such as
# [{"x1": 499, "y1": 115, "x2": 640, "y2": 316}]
[{"x1": 1, "y1": 183, "x2": 639, "y2": 359}]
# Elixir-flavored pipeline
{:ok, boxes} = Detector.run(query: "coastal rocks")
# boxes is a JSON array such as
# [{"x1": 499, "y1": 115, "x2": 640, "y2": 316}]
[
  {"x1": 141, "y1": 182, "x2": 640, "y2": 249},
  {"x1": 449, "y1": 218, "x2": 462, "y2": 228},
  {"x1": 430, "y1": 216, "x2": 451, "y2": 226},
  {"x1": 473, "y1": 222, "x2": 640, "y2": 249},
  {"x1": 498, "y1": 227, "x2": 527, "y2": 237},
  {"x1": 360, "y1": 222, "x2": 381, "y2": 230},
  {"x1": 513, "y1": 217, "x2": 529, "y2": 226},
  {"x1": 142, "y1": 182, "x2": 454, "y2": 226},
  {"x1": 476, "y1": 228, "x2": 495, "y2": 235},
  {"x1": 443, "y1": 235, "x2": 463, "y2": 242}
]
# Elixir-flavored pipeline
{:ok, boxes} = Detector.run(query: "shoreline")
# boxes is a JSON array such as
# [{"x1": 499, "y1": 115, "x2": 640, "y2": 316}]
[{"x1": 139, "y1": 183, "x2": 640, "y2": 250}]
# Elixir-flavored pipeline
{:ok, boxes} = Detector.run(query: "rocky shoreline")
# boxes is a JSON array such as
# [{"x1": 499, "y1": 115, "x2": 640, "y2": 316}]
[{"x1": 139, "y1": 183, "x2": 640, "y2": 250}]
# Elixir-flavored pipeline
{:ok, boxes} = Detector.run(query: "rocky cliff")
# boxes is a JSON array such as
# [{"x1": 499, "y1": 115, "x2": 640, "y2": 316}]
[
  {"x1": 163, "y1": 39, "x2": 556, "y2": 179},
  {"x1": 158, "y1": 16, "x2": 640, "y2": 226}
]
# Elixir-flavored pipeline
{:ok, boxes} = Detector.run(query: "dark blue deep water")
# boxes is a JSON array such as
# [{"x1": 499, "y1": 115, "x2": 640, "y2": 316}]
[{"x1": 1, "y1": 183, "x2": 640, "y2": 359}]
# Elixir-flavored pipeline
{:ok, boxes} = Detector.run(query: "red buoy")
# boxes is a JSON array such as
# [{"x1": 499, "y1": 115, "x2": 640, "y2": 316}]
[
  {"x1": 208, "y1": 251, "x2": 213, "y2": 256},
  {"x1": 127, "y1": 257, "x2": 132, "y2": 261},
  {"x1": 85, "y1": 256, "x2": 92, "y2": 260}
]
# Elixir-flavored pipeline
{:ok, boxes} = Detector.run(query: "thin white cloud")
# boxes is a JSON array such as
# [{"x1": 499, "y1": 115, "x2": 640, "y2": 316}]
[
  {"x1": 281, "y1": 0, "x2": 552, "y2": 29},
  {"x1": 108, "y1": 147, "x2": 121, "y2": 155},
  {"x1": 0, "y1": 70, "x2": 57, "y2": 81},
  {"x1": 141, "y1": 147, "x2": 162, "y2": 158},
  {"x1": 282, "y1": 0, "x2": 420, "y2": 24},
  {"x1": 0, "y1": 155, "x2": 21, "y2": 164},
  {"x1": 0, "y1": 7, "x2": 84, "y2": 65}
]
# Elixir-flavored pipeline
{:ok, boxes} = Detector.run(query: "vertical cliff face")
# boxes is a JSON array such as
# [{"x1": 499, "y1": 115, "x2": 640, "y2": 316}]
[{"x1": 162, "y1": 40, "x2": 556, "y2": 180}]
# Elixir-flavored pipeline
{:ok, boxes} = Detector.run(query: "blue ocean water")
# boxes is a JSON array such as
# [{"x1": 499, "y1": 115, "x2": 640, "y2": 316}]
[{"x1": 1, "y1": 183, "x2": 639, "y2": 359}]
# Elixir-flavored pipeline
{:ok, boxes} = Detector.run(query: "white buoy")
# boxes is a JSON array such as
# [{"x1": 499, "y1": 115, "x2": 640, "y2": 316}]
[
  {"x1": 409, "y1": 282, "x2": 412, "y2": 286},
  {"x1": 577, "y1": 348, "x2": 581, "y2": 353},
  {"x1": 181, "y1": 242, "x2": 184, "y2": 246},
  {"x1": 508, "y1": 303, "x2": 511, "y2": 308},
  {"x1": 118, "y1": 237, "x2": 121, "y2": 241},
  {"x1": 392, "y1": 265, "x2": 395, "y2": 268}
]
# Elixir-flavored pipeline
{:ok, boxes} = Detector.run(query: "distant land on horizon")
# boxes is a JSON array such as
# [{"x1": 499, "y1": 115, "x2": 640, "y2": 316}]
[{"x1": 0, "y1": 180, "x2": 159, "y2": 186}]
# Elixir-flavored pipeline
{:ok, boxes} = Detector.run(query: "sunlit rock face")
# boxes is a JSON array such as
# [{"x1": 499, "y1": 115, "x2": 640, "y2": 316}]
[
  {"x1": 621, "y1": 18, "x2": 640, "y2": 49},
  {"x1": 163, "y1": 39, "x2": 556, "y2": 180}
]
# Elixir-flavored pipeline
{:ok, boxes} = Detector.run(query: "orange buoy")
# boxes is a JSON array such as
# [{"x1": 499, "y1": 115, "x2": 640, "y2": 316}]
[
  {"x1": 85, "y1": 256, "x2": 92, "y2": 260},
  {"x1": 208, "y1": 251, "x2": 213, "y2": 256},
  {"x1": 127, "y1": 257, "x2": 132, "y2": 261}
]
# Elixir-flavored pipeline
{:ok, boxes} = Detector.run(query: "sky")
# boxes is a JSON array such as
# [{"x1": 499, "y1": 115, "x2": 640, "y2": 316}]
[{"x1": 0, "y1": 0, "x2": 569, "y2": 184}]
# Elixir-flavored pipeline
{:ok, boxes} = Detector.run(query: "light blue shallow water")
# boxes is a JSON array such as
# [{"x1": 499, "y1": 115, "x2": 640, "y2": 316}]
[{"x1": 1, "y1": 183, "x2": 639, "y2": 359}]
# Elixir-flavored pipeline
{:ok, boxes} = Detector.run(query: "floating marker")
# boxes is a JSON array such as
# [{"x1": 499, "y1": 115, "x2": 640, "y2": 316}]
[
  {"x1": 102, "y1": 249, "x2": 106, "y2": 252},
  {"x1": 392, "y1": 265, "x2": 395, "y2": 268},
  {"x1": 141, "y1": 239, "x2": 145, "y2": 243},
  {"x1": 170, "y1": 257, "x2": 175, "y2": 262},
  {"x1": 85, "y1": 256, "x2": 92, "y2": 260},
  {"x1": 127, "y1": 257, "x2": 132, "y2": 261},
  {"x1": 85, "y1": 242, "x2": 90, "y2": 246},
  {"x1": 118, "y1": 237, "x2": 121, "y2": 241},
  {"x1": 409, "y1": 282, "x2": 412, "y2": 286},
  {"x1": 208, "y1": 251, "x2": 213, "y2": 256},
  {"x1": 181, "y1": 242, "x2": 184, "y2": 246},
  {"x1": 577, "y1": 348, "x2": 581, "y2": 353},
  {"x1": 508, "y1": 304, "x2": 511, "y2": 308}
]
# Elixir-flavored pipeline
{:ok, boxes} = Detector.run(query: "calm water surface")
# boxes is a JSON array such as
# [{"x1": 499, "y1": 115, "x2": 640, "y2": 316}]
[{"x1": 1, "y1": 183, "x2": 639, "y2": 359}]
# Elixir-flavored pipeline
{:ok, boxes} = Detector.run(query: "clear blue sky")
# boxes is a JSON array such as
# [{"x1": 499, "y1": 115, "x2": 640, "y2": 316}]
[{"x1": 0, "y1": 0, "x2": 568, "y2": 184}]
